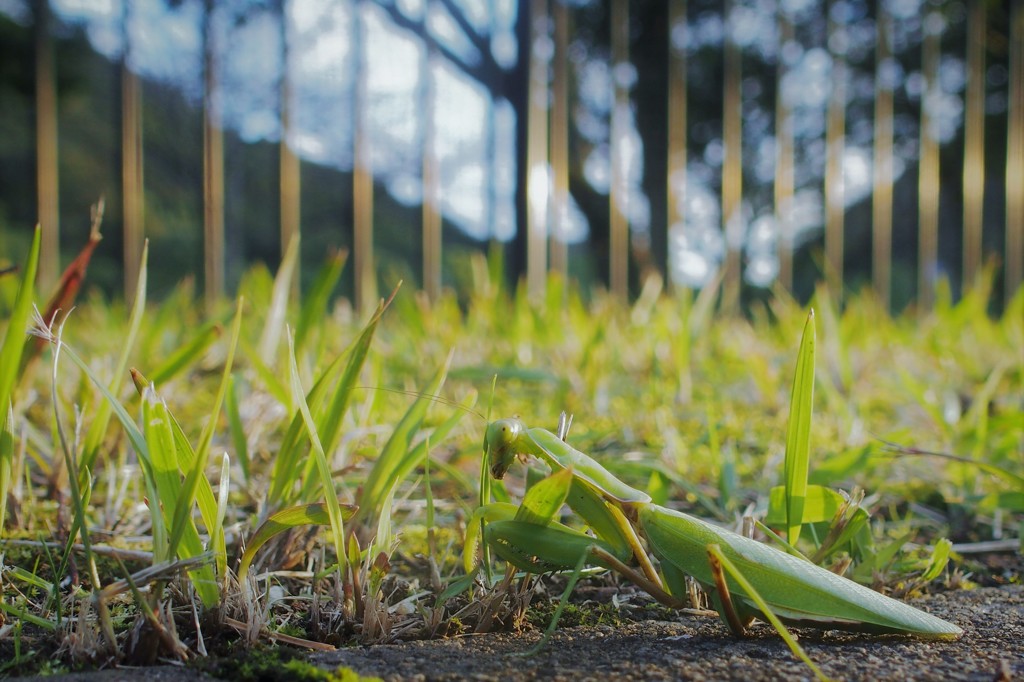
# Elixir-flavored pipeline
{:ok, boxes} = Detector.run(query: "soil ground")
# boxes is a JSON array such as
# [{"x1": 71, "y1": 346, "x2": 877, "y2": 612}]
[{"x1": 15, "y1": 584, "x2": 1022, "y2": 682}]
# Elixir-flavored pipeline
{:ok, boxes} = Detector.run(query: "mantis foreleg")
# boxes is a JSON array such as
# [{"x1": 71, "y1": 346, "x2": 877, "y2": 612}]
[{"x1": 485, "y1": 419, "x2": 672, "y2": 594}]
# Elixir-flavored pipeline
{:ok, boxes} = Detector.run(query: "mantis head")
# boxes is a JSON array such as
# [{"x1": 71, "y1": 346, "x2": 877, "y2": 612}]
[{"x1": 484, "y1": 418, "x2": 526, "y2": 479}]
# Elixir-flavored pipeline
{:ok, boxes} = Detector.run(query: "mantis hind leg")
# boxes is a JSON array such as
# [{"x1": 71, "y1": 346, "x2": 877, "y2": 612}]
[
  {"x1": 706, "y1": 544, "x2": 756, "y2": 637},
  {"x1": 704, "y1": 544, "x2": 832, "y2": 680}
]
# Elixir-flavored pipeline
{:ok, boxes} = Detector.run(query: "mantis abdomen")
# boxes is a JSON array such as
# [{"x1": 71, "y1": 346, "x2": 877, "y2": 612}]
[{"x1": 640, "y1": 504, "x2": 963, "y2": 639}]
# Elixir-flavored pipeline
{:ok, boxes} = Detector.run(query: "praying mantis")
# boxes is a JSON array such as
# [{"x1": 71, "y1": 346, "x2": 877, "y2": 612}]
[{"x1": 467, "y1": 415, "x2": 963, "y2": 643}]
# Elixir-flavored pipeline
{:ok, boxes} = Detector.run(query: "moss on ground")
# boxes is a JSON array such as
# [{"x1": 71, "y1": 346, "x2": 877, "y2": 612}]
[{"x1": 190, "y1": 644, "x2": 382, "y2": 682}]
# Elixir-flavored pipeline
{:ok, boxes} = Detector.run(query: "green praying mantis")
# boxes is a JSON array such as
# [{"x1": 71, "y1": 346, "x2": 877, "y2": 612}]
[{"x1": 465, "y1": 415, "x2": 963, "y2": 644}]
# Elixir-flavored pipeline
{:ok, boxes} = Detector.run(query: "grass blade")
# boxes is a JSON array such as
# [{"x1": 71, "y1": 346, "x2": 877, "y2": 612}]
[
  {"x1": 34, "y1": 326, "x2": 220, "y2": 607},
  {"x1": 920, "y1": 538, "x2": 953, "y2": 582},
  {"x1": 238, "y1": 333, "x2": 292, "y2": 408},
  {"x1": 784, "y1": 310, "x2": 816, "y2": 544},
  {"x1": 141, "y1": 390, "x2": 219, "y2": 606},
  {"x1": 0, "y1": 228, "x2": 36, "y2": 530},
  {"x1": 268, "y1": 291, "x2": 395, "y2": 508},
  {"x1": 142, "y1": 389, "x2": 180, "y2": 562},
  {"x1": 0, "y1": 405, "x2": 12, "y2": 532},
  {"x1": 258, "y1": 234, "x2": 300, "y2": 364},
  {"x1": 295, "y1": 250, "x2": 346, "y2": 352},
  {"x1": 707, "y1": 544, "x2": 832, "y2": 682},
  {"x1": 81, "y1": 240, "x2": 149, "y2": 473},
  {"x1": 354, "y1": 352, "x2": 452, "y2": 526},
  {"x1": 522, "y1": 551, "x2": 589, "y2": 656},
  {"x1": 190, "y1": 299, "x2": 244, "y2": 576},
  {"x1": 237, "y1": 500, "x2": 358, "y2": 583},
  {"x1": 130, "y1": 369, "x2": 224, "y2": 584},
  {"x1": 225, "y1": 374, "x2": 250, "y2": 487},
  {"x1": 766, "y1": 484, "x2": 846, "y2": 526},
  {"x1": 146, "y1": 318, "x2": 223, "y2": 386},
  {"x1": 318, "y1": 291, "x2": 399, "y2": 467},
  {"x1": 0, "y1": 228, "x2": 40, "y2": 432},
  {"x1": 287, "y1": 329, "x2": 348, "y2": 581}
]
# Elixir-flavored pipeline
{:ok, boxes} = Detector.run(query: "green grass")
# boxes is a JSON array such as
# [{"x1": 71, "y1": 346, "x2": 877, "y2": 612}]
[{"x1": 0, "y1": 242, "x2": 1020, "y2": 670}]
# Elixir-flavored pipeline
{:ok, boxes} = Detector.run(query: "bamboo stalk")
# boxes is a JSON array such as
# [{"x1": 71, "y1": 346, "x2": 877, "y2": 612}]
[
  {"x1": 121, "y1": 29, "x2": 144, "y2": 305},
  {"x1": 202, "y1": 0, "x2": 224, "y2": 311},
  {"x1": 667, "y1": 0, "x2": 687, "y2": 285},
  {"x1": 280, "y1": 0, "x2": 301, "y2": 298},
  {"x1": 1006, "y1": 2, "x2": 1024, "y2": 300},
  {"x1": 422, "y1": 36, "x2": 441, "y2": 300},
  {"x1": 872, "y1": 7, "x2": 894, "y2": 308},
  {"x1": 721, "y1": 0, "x2": 742, "y2": 311},
  {"x1": 549, "y1": 0, "x2": 570, "y2": 278},
  {"x1": 35, "y1": 0, "x2": 59, "y2": 293},
  {"x1": 961, "y1": 0, "x2": 985, "y2": 292},
  {"x1": 917, "y1": 12, "x2": 941, "y2": 312},
  {"x1": 485, "y1": 92, "x2": 497, "y2": 253},
  {"x1": 609, "y1": 0, "x2": 630, "y2": 298},
  {"x1": 353, "y1": 0, "x2": 376, "y2": 312},
  {"x1": 824, "y1": 2, "x2": 846, "y2": 303},
  {"x1": 775, "y1": 8, "x2": 794, "y2": 292},
  {"x1": 526, "y1": 0, "x2": 550, "y2": 298}
]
